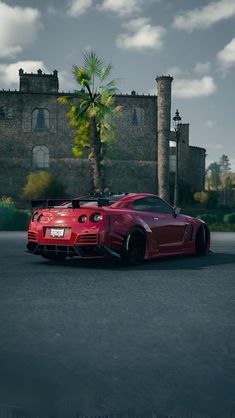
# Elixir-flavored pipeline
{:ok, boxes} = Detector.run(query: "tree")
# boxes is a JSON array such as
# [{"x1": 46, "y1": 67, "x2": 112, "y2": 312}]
[
  {"x1": 194, "y1": 191, "x2": 209, "y2": 205},
  {"x1": 206, "y1": 162, "x2": 221, "y2": 190},
  {"x1": 22, "y1": 171, "x2": 66, "y2": 200},
  {"x1": 58, "y1": 51, "x2": 122, "y2": 194},
  {"x1": 222, "y1": 175, "x2": 233, "y2": 206},
  {"x1": 219, "y1": 154, "x2": 231, "y2": 174},
  {"x1": 193, "y1": 190, "x2": 219, "y2": 209}
]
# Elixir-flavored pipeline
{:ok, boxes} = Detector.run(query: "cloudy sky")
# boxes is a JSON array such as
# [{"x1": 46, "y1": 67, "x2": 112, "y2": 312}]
[{"x1": 0, "y1": 0, "x2": 235, "y2": 170}]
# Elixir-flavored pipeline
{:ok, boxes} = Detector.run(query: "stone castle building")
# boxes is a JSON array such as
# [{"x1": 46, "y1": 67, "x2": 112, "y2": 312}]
[{"x1": 0, "y1": 69, "x2": 206, "y2": 201}]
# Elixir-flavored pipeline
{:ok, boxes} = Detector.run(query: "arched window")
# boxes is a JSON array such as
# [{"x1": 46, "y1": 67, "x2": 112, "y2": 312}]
[
  {"x1": 129, "y1": 106, "x2": 145, "y2": 125},
  {"x1": 33, "y1": 145, "x2": 49, "y2": 168},
  {"x1": 32, "y1": 108, "x2": 49, "y2": 132}
]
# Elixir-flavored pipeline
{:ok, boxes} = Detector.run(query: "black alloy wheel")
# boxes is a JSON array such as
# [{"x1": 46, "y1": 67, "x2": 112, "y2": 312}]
[{"x1": 121, "y1": 228, "x2": 146, "y2": 265}]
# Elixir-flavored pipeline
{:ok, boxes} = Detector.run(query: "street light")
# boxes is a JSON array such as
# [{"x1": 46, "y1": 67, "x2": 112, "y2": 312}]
[{"x1": 172, "y1": 109, "x2": 182, "y2": 207}]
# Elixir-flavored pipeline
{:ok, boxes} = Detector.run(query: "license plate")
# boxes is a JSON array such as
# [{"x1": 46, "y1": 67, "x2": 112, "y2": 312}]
[{"x1": 50, "y1": 228, "x2": 65, "y2": 238}]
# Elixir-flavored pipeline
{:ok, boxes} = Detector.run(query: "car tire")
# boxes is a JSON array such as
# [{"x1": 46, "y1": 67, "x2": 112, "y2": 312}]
[
  {"x1": 195, "y1": 225, "x2": 207, "y2": 256},
  {"x1": 41, "y1": 254, "x2": 67, "y2": 261},
  {"x1": 121, "y1": 227, "x2": 146, "y2": 265}
]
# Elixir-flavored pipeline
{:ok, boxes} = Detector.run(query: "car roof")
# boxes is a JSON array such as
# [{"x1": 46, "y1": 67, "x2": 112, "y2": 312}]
[
  {"x1": 70, "y1": 193, "x2": 160, "y2": 208},
  {"x1": 108, "y1": 193, "x2": 160, "y2": 208}
]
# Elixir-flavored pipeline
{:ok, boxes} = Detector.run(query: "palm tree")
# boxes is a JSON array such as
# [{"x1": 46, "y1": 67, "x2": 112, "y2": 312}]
[{"x1": 58, "y1": 51, "x2": 122, "y2": 194}]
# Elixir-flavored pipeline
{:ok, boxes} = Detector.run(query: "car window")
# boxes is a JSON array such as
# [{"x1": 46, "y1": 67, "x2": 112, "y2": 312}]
[
  {"x1": 79, "y1": 201, "x2": 98, "y2": 207},
  {"x1": 133, "y1": 197, "x2": 173, "y2": 214}
]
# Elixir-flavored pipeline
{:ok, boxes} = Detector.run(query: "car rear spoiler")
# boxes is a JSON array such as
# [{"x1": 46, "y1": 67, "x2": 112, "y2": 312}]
[
  {"x1": 31, "y1": 198, "x2": 111, "y2": 209},
  {"x1": 72, "y1": 198, "x2": 110, "y2": 208},
  {"x1": 31, "y1": 199, "x2": 70, "y2": 209}
]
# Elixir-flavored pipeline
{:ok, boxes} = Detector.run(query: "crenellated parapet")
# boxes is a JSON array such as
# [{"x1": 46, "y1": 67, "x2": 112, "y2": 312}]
[{"x1": 19, "y1": 69, "x2": 59, "y2": 93}]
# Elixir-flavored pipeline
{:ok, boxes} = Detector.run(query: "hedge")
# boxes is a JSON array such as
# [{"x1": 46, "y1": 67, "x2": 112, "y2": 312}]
[
  {"x1": 223, "y1": 212, "x2": 235, "y2": 224},
  {"x1": 196, "y1": 213, "x2": 218, "y2": 224},
  {"x1": 0, "y1": 203, "x2": 31, "y2": 231}
]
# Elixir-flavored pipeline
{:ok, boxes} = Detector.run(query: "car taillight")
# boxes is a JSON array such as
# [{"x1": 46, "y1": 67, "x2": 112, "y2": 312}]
[
  {"x1": 78, "y1": 214, "x2": 87, "y2": 223},
  {"x1": 90, "y1": 213, "x2": 103, "y2": 223}
]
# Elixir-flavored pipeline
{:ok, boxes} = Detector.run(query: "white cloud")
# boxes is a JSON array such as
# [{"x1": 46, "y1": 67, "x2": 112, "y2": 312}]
[
  {"x1": 47, "y1": 4, "x2": 61, "y2": 16},
  {"x1": 0, "y1": 61, "x2": 49, "y2": 89},
  {"x1": 166, "y1": 63, "x2": 212, "y2": 78},
  {"x1": 59, "y1": 70, "x2": 76, "y2": 92},
  {"x1": 205, "y1": 119, "x2": 217, "y2": 128},
  {"x1": 67, "y1": 0, "x2": 93, "y2": 17},
  {"x1": 0, "y1": 1, "x2": 41, "y2": 58},
  {"x1": 194, "y1": 61, "x2": 211, "y2": 75},
  {"x1": 207, "y1": 143, "x2": 223, "y2": 149},
  {"x1": 217, "y1": 38, "x2": 235, "y2": 73},
  {"x1": 166, "y1": 66, "x2": 189, "y2": 78},
  {"x1": 0, "y1": 61, "x2": 76, "y2": 92},
  {"x1": 99, "y1": 0, "x2": 143, "y2": 16},
  {"x1": 230, "y1": 158, "x2": 235, "y2": 172},
  {"x1": 116, "y1": 18, "x2": 166, "y2": 51},
  {"x1": 173, "y1": 76, "x2": 216, "y2": 99},
  {"x1": 172, "y1": 0, "x2": 235, "y2": 31}
]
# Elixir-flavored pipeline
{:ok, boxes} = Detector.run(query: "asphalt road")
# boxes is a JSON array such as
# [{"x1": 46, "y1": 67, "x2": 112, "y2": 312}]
[{"x1": 0, "y1": 232, "x2": 234, "y2": 417}]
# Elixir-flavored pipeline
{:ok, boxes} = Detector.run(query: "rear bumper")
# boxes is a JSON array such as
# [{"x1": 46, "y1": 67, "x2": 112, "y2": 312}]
[{"x1": 26, "y1": 242, "x2": 120, "y2": 259}]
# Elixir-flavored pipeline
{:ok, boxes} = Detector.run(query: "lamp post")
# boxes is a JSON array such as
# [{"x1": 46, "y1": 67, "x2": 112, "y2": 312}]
[{"x1": 172, "y1": 109, "x2": 182, "y2": 207}]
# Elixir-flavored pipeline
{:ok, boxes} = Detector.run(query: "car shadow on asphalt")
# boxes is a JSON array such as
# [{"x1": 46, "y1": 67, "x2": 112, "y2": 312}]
[{"x1": 34, "y1": 251, "x2": 235, "y2": 271}]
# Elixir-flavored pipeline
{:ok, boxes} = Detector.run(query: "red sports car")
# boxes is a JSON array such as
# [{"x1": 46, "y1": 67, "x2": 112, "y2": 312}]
[{"x1": 26, "y1": 193, "x2": 210, "y2": 265}]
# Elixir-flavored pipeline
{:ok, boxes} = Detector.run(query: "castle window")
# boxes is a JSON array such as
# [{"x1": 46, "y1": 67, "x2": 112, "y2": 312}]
[
  {"x1": 130, "y1": 107, "x2": 145, "y2": 125},
  {"x1": 33, "y1": 145, "x2": 49, "y2": 168},
  {"x1": 0, "y1": 106, "x2": 6, "y2": 119},
  {"x1": 32, "y1": 108, "x2": 49, "y2": 132}
]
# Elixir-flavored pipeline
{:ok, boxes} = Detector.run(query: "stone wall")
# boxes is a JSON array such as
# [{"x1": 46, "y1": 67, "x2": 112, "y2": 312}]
[
  {"x1": 169, "y1": 124, "x2": 206, "y2": 191},
  {"x1": 0, "y1": 70, "x2": 206, "y2": 202},
  {"x1": 0, "y1": 89, "x2": 159, "y2": 198},
  {"x1": 189, "y1": 146, "x2": 206, "y2": 191}
]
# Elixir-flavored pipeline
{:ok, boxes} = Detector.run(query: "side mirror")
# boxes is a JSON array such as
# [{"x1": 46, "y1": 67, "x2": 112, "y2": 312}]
[{"x1": 173, "y1": 207, "x2": 181, "y2": 217}]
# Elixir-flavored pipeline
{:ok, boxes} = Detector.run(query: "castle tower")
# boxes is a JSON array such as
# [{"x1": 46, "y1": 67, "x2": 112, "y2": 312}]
[
  {"x1": 19, "y1": 68, "x2": 59, "y2": 93},
  {"x1": 156, "y1": 75, "x2": 173, "y2": 202}
]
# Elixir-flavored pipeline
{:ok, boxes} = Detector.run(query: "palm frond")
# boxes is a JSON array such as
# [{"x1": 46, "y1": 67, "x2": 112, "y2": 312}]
[
  {"x1": 82, "y1": 50, "x2": 104, "y2": 76},
  {"x1": 57, "y1": 96, "x2": 72, "y2": 104},
  {"x1": 74, "y1": 90, "x2": 89, "y2": 98},
  {"x1": 93, "y1": 101, "x2": 113, "y2": 119},
  {"x1": 71, "y1": 118, "x2": 90, "y2": 157},
  {"x1": 112, "y1": 105, "x2": 123, "y2": 117},
  {"x1": 100, "y1": 64, "x2": 112, "y2": 82},
  {"x1": 97, "y1": 80, "x2": 120, "y2": 97},
  {"x1": 103, "y1": 79, "x2": 118, "y2": 89},
  {"x1": 73, "y1": 65, "x2": 91, "y2": 87}
]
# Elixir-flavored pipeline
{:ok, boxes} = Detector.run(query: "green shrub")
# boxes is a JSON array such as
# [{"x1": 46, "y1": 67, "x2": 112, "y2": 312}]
[
  {"x1": 206, "y1": 191, "x2": 219, "y2": 209},
  {"x1": 223, "y1": 212, "x2": 235, "y2": 224},
  {"x1": 0, "y1": 196, "x2": 15, "y2": 207},
  {"x1": 196, "y1": 213, "x2": 218, "y2": 224},
  {"x1": 193, "y1": 190, "x2": 219, "y2": 209},
  {"x1": 0, "y1": 203, "x2": 31, "y2": 230},
  {"x1": 194, "y1": 191, "x2": 208, "y2": 205},
  {"x1": 10, "y1": 210, "x2": 31, "y2": 230},
  {"x1": 217, "y1": 204, "x2": 231, "y2": 211},
  {"x1": 22, "y1": 170, "x2": 66, "y2": 200},
  {"x1": 209, "y1": 223, "x2": 235, "y2": 232}
]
